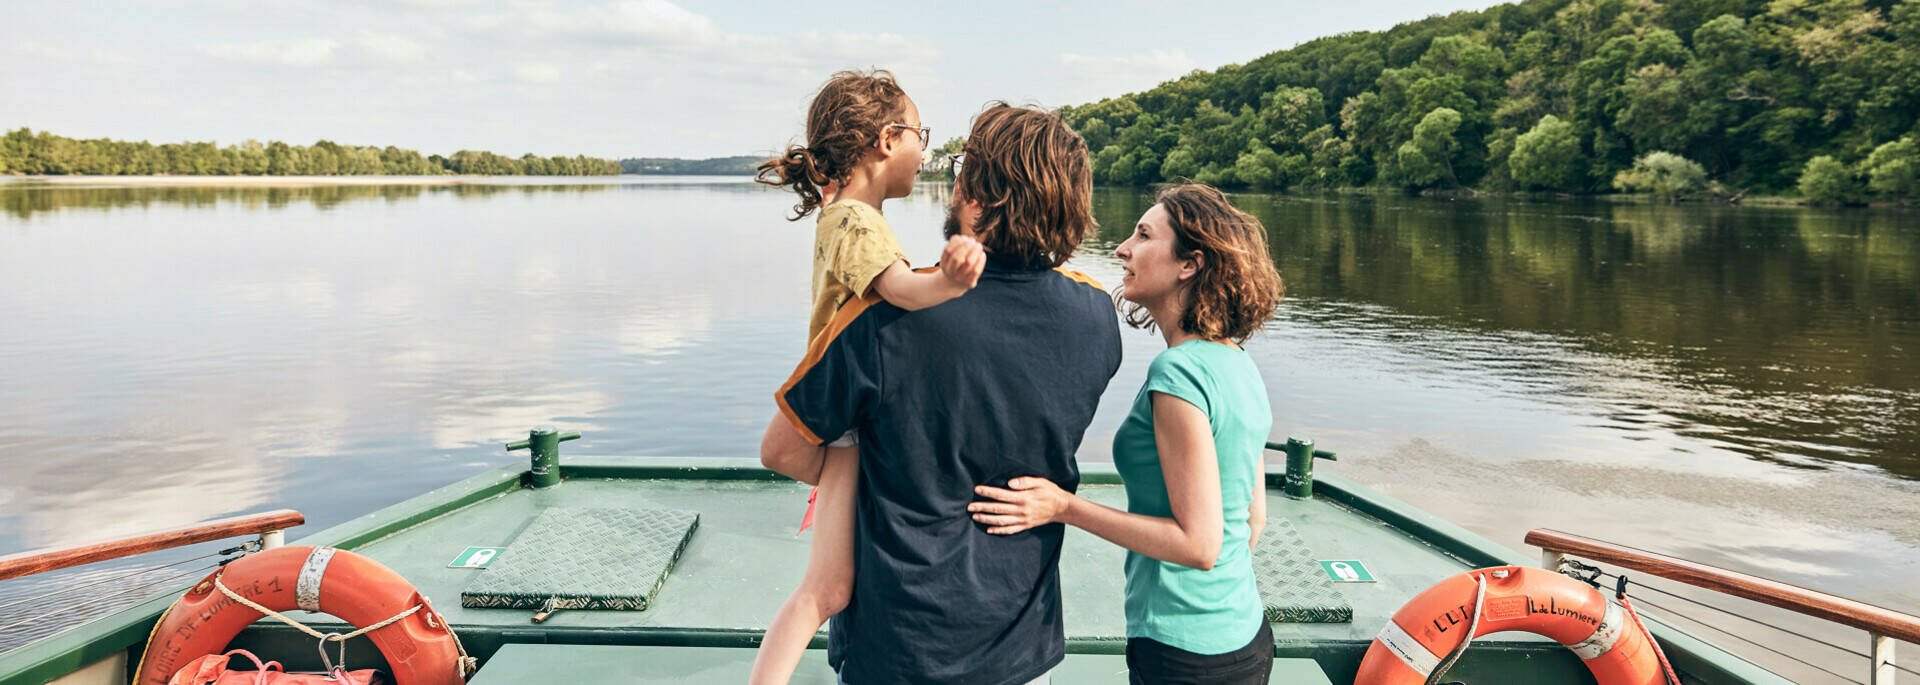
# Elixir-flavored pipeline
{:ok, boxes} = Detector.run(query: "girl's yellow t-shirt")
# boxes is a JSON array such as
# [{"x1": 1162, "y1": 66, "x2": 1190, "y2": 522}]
[{"x1": 809, "y1": 199, "x2": 906, "y2": 342}]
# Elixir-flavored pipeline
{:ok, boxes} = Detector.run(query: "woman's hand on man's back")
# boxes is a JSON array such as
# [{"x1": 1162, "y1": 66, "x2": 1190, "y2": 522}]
[{"x1": 970, "y1": 477, "x2": 1073, "y2": 534}]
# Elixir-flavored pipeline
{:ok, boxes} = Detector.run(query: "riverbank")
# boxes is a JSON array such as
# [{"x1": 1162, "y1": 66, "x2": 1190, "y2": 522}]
[
  {"x1": 1084, "y1": 183, "x2": 1916, "y2": 209},
  {"x1": 0, "y1": 175, "x2": 486, "y2": 188}
]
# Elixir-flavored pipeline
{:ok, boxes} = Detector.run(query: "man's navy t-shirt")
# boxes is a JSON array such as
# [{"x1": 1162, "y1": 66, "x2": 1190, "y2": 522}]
[{"x1": 778, "y1": 252, "x2": 1122, "y2": 685}]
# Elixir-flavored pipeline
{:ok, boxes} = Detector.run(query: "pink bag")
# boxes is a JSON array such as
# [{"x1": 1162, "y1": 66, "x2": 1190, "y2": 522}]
[{"x1": 167, "y1": 649, "x2": 385, "y2": 685}]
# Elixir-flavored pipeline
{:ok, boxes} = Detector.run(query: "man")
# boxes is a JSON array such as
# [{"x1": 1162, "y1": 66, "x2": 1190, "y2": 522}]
[{"x1": 760, "y1": 103, "x2": 1123, "y2": 685}]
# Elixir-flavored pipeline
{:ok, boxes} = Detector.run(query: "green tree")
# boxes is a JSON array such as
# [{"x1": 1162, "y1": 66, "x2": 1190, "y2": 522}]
[
  {"x1": 1160, "y1": 146, "x2": 1200, "y2": 180},
  {"x1": 1196, "y1": 162, "x2": 1235, "y2": 188},
  {"x1": 1091, "y1": 146, "x2": 1122, "y2": 183},
  {"x1": 1054, "y1": 0, "x2": 1918, "y2": 195},
  {"x1": 266, "y1": 142, "x2": 305, "y2": 175},
  {"x1": 1483, "y1": 127, "x2": 1519, "y2": 189},
  {"x1": 1078, "y1": 119, "x2": 1112, "y2": 152},
  {"x1": 1257, "y1": 86, "x2": 1327, "y2": 149},
  {"x1": 1612, "y1": 151, "x2": 1707, "y2": 202},
  {"x1": 1510, "y1": 115, "x2": 1584, "y2": 190},
  {"x1": 1394, "y1": 107, "x2": 1462, "y2": 188},
  {"x1": 236, "y1": 140, "x2": 269, "y2": 175},
  {"x1": 1864, "y1": 136, "x2": 1918, "y2": 199},
  {"x1": 1232, "y1": 142, "x2": 1289, "y2": 190},
  {"x1": 309, "y1": 141, "x2": 343, "y2": 175},
  {"x1": 1108, "y1": 152, "x2": 1138, "y2": 186},
  {"x1": 1614, "y1": 63, "x2": 1693, "y2": 154},
  {"x1": 1797, "y1": 155, "x2": 1863, "y2": 204}
]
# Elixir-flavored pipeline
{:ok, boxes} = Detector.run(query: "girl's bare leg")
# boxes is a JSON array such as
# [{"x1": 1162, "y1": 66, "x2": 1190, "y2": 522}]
[{"x1": 749, "y1": 445, "x2": 858, "y2": 685}]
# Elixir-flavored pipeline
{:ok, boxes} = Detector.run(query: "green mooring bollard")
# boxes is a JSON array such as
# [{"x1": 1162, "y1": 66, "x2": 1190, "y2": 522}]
[
  {"x1": 506, "y1": 425, "x2": 581, "y2": 488},
  {"x1": 1283, "y1": 436, "x2": 1316, "y2": 499}
]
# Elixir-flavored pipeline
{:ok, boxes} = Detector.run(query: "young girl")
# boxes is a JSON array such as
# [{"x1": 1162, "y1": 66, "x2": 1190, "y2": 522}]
[{"x1": 749, "y1": 69, "x2": 986, "y2": 685}]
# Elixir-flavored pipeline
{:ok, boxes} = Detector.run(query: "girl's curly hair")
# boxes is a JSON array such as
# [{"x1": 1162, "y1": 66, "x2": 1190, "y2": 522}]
[
  {"x1": 1120, "y1": 183, "x2": 1285, "y2": 343},
  {"x1": 755, "y1": 69, "x2": 909, "y2": 221}
]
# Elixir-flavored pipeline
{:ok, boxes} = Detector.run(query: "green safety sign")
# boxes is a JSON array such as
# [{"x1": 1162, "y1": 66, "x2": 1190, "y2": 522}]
[
  {"x1": 1319, "y1": 560, "x2": 1375, "y2": 583},
  {"x1": 449, "y1": 547, "x2": 505, "y2": 568}
]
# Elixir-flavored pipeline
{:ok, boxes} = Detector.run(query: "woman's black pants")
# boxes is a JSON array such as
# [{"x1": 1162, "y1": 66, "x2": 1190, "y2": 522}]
[{"x1": 1125, "y1": 619, "x2": 1275, "y2": 685}]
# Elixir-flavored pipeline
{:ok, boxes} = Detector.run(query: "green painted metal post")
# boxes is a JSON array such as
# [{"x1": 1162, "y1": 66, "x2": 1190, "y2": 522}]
[
  {"x1": 1283, "y1": 436, "x2": 1315, "y2": 499},
  {"x1": 505, "y1": 425, "x2": 581, "y2": 488}
]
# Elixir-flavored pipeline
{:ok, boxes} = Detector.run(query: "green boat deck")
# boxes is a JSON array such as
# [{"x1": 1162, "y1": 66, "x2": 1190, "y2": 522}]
[
  {"x1": 0, "y1": 455, "x2": 1792, "y2": 684},
  {"x1": 466, "y1": 645, "x2": 1337, "y2": 684},
  {"x1": 347, "y1": 472, "x2": 1455, "y2": 645}
]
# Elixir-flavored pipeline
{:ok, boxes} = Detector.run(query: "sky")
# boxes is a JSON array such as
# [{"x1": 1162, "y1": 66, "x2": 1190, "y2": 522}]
[{"x1": 0, "y1": 0, "x2": 1509, "y2": 160}]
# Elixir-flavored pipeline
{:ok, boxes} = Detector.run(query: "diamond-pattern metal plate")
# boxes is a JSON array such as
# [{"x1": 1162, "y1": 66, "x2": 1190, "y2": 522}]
[
  {"x1": 461, "y1": 507, "x2": 699, "y2": 611},
  {"x1": 1252, "y1": 518, "x2": 1352, "y2": 623}
]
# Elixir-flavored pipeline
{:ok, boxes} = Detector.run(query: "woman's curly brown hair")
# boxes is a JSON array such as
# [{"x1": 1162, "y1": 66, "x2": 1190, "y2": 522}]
[
  {"x1": 1121, "y1": 183, "x2": 1284, "y2": 343},
  {"x1": 755, "y1": 69, "x2": 910, "y2": 221}
]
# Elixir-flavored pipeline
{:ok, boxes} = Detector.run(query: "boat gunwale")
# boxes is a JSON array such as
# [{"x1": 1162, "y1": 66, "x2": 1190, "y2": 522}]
[
  {"x1": 0, "y1": 464, "x2": 523, "y2": 685},
  {"x1": 0, "y1": 456, "x2": 1790, "y2": 685},
  {"x1": 1308, "y1": 469, "x2": 1792, "y2": 685}
]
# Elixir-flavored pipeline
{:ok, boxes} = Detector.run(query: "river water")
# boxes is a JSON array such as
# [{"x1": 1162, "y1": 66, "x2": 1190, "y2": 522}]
[{"x1": 0, "y1": 177, "x2": 1914, "y2": 679}]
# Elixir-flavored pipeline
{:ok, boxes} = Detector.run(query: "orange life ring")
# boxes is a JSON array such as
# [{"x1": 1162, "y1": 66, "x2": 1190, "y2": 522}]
[
  {"x1": 135, "y1": 546, "x2": 466, "y2": 685},
  {"x1": 1355, "y1": 565, "x2": 1665, "y2": 685}
]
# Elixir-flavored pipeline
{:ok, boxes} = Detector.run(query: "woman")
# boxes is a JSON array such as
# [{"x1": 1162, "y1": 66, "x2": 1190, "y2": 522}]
[{"x1": 969, "y1": 183, "x2": 1284, "y2": 685}]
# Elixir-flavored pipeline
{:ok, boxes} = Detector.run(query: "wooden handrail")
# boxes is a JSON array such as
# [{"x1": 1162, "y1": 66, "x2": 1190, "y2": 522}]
[
  {"x1": 1527, "y1": 528, "x2": 1920, "y2": 644},
  {"x1": 0, "y1": 509, "x2": 304, "y2": 581}
]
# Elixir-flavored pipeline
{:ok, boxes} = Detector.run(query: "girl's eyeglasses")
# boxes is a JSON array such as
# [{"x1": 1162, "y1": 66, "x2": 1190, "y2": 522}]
[{"x1": 885, "y1": 123, "x2": 932, "y2": 148}]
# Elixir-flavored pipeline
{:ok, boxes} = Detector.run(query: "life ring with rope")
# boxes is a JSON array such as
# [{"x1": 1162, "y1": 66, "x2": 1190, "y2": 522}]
[
  {"x1": 1355, "y1": 565, "x2": 1677, "y2": 685},
  {"x1": 135, "y1": 545, "x2": 472, "y2": 685}
]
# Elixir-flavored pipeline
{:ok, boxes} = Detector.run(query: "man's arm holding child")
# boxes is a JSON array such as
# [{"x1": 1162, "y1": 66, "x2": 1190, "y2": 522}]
[
  {"x1": 761, "y1": 415, "x2": 827, "y2": 485},
  {"x1": 871, "y1": 236, "x2": 986, "y2": 310}
]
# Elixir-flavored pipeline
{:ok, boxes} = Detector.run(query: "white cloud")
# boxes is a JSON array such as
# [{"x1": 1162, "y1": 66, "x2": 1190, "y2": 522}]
[
  {"x1": 5, "y1": 0, "x2": 948, "y2": 157},
  {"x1": 514, "y1": 63, "x2": 562, "y2": 83},
  {"x1": 198, "y1": 38, "x2": 341, "y2": 66},
  {"x1": 1036, "y1": 48, "x2": 1197, "y2": 106},
  {"x1": 1058, "y1": 48, "x2": 1196, "y2": 86},
  {"x1": 9, "y1": 39, "x2": 138, "y2": 65},
  {"x1": 504, "y1": 2, "x2": 935, "y2": 78},
  {"x1": 524, "y1": 0, "x2": 721, "y2": 45},
  {"x1": 356, "y1": 30, "x2": 429, "y2": 64}
]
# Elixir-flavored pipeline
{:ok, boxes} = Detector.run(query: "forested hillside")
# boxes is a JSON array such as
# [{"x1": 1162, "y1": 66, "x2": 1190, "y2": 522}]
[
  {"x1": 0, "y1": 128, "x2": 622, "y2": 176},
  {"x1": 1059, "y1": 0, "x2": 1919, "y2": 200}
]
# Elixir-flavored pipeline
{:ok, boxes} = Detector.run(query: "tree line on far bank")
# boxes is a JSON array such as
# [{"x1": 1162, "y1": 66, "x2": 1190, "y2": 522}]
[
  {"x1": 0, "y1": 128, "x2": 622, "y2": 176},
  {"x1": 618, "y1": 156, "x2": 762, "y2": 175},
  {"x1": 1059, "y1": 0, "x2": 1920, "y2": 204}
]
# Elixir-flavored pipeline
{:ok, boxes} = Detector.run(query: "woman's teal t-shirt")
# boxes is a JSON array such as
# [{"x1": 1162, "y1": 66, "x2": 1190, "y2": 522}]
[{"x1": 1112, "y1": 340, "x2": 1271, "y2": 655}]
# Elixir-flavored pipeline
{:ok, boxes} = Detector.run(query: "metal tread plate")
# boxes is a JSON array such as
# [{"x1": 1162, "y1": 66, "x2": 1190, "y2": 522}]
[
  {"x1": 1253, "y1": 518, "x2": 1352, "y2": 623},
  {"x1": 461, "y1": 507, "x2": 699, "y2": 611}
]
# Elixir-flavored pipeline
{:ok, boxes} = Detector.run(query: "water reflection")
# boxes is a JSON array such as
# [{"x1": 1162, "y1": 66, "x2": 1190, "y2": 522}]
[
  {"x1": 1091, "y1": 190, "x2": 1920, "y2": 478},
  {"x1": 0, "y1": 182, "x2": 627, "y2": 220},
  {"x1": 0, "y1": 179, "x2": 1914, "y2": 668}
]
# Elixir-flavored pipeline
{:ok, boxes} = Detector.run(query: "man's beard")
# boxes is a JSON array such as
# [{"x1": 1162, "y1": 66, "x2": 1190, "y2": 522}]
[{"x1": 943, "y1": 201, "x2": 962, "y2": 239}]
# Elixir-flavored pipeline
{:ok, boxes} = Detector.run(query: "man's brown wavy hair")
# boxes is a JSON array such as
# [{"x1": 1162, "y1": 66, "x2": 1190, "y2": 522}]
[
  {"x1": 1121, "y1": 183, "x2": 1285, "y2": 343},
  {"x1": 955, "y1": 103, "x2": 1094, "y2": 267}
]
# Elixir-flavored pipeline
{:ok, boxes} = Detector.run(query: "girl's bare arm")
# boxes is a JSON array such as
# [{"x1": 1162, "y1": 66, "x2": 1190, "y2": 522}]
[{"x1": 870, "y1": 236, "x2": 985, "y2": 310}]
